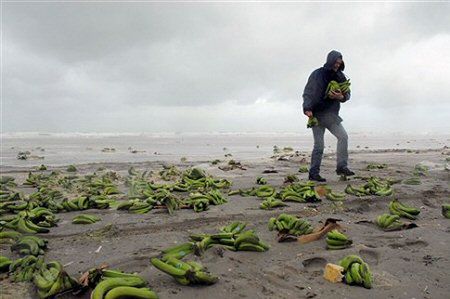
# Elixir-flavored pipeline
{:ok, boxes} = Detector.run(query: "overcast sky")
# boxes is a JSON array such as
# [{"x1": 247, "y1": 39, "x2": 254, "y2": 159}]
[{"x1": 2, "y1": 2, "x2": 450, "y2": 133}]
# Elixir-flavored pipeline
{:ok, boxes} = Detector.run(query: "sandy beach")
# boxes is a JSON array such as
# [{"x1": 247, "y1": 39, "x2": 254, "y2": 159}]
[{"x1": 1, "y1": 143, "x2": 450, "y2": 299}]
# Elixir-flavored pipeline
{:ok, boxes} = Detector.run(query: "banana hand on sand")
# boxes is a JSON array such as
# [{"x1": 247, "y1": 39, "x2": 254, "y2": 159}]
[
  {"x1": 34, "y1": 261, "x2": 79, "y2": 298},
  {"x1": 339, "y1": 254, "x2": 373, "y2": 289},
  {"x1": 375, "y1": 213, "x2": 404, "y2": 231},
  {"x1": 389, "y1": 199, "x2": 420, "y2": 220},
  {"x1": 11, "y1": 235, "x2": 48, "y2": 256},
  {"x1": 325, "y1": 230, "x2": 352, "y2": 250},
  {"x1": 72, "y1": 214, "x2": 101, "y2": 224},
  {"x1": 268, "y1": 214, "x2": 313, "y2": 236},
  {"x1": 443, "y1": 204, "x2": 450, "y2": 219}
]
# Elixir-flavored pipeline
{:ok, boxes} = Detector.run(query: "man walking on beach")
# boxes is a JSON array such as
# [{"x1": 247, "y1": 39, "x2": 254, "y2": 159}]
[{"x1": 302, "y1": 50, "x2": 355, "y2": 182}]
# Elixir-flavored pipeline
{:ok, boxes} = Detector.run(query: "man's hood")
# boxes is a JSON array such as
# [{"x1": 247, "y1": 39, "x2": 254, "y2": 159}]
[{"x1": 324, "y1": 50, "x2": 345, "y2": 71}]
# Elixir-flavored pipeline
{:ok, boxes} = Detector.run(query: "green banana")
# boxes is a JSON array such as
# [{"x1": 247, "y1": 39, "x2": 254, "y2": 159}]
[
  {"x1": 91, "y1": 277, "x2": 147, "y2": 299},
  {"x1": 443, "y1": 204, "x2": 450, "y2": 219},
  {"x1": 103, "y1": 286, "x2": 158, "y2": 299},
  {"x1": 339, "y1": 255, "x2": 363, "y2": 270}
]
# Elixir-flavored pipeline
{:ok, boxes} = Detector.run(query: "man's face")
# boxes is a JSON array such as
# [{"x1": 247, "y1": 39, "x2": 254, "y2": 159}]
[{"x1": 332, "y1": 57, "x2": 343, "y2": 72}]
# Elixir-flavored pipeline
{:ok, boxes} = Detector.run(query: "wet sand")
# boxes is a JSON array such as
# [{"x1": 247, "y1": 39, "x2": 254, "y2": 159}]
[{"x1": 1, "y1": 148, "x2": 449, "y2": 299}]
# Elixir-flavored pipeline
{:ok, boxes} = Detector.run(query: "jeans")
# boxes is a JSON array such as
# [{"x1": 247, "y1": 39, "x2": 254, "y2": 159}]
[{"x1": 309, "y1": 122, "x2": 348, "y2": 176}]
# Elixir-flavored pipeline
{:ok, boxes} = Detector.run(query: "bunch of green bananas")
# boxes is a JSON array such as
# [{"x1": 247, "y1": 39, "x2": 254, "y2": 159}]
[
  {"x1": 375, "y1": 213, "x2": 404, "y2": 231},
  {"x1": 0, "y1": 230, "x2": 22, "y2": 244},
  {"x1": 153, "y1": 189, "x2": 181, "y2": 215},
  {"x1": 339, "y1": 255, "x2": 373, "y2": 289},
  {"x1": 345, "y1": 177, "x2": 393, "y2": 197},
  {"x1": 9, "y1": 255, "x2": 45, "y2": 282},
  {"x1": 151, "y1": 257, "x2": 218, "y2": 286},
  {"x1": 185, "y1": 195, "x2": 210, "y2": 212},
  {"x1": 260, "y1": 197, "x2": 287, "y2": 210},
  {"x1": 307, "y1": 116, "x2": 319, "y2": 128},
  {"x1": 189, "y1": 222, "x2": 269, "y2": 253},
  {"x1": 2, "y1": 214, "x2": 50, "y2": 233},
  {"x1": 159, "y1": 165, "x2": 181, "y2": 181},
  {"x1": 402, "y1": 177, "x2": 421, "y2": 185},
  {"x1": 89, "y1": 195, "x2": 115, "y2": 209},
  {"x1": 324, "y1": 188, "x2": 346, "y2": 201},
  {"x1": 11, "y1": 235, "x2": 48, "y2": 256},
  {"x1": 366, "y1": 163, "x2": 387, "y2": 170},
  {"x1": 298, "y1": 165, "x2": 309, "y2": 173},
  {"x1": 33, "y1": 261, "x2": 79, "y2": 298},
  {"x1": 72, "y1": 214, "x2": 101, "y2": 224},
  {"x1": 279, "y1": 181, "x2": 320, "y2": 203},
  {"x1": 268, "y1": 214, "x2": 313, "y2": 236},
  {"x1": 442, "y1": 204, "x2": 450, "y2": 219},
  {"x1": 284, "y1": 174, "x2": 299, "y2": 184},
  {"x1": 90, "y1": 271, "x2": 157, "y2": 299},
  {"x1": 325, "y1": 79, "x2": 351, "y2": 97},
  {"x1": 61, "y1": 196, "x2": 90, "y2": 211},
  {"x1": 389, "y1": 199, "x2": 420, "y2": 220},
  {"x1": 325, "y1": 230, "x2": 352, "y2": 250},
  {"x1": 229, "y1": 185, "x2": 277, "y2": 198},
  {"x1": 117, "y1": 199, "x2": 154, "y2": 214},
  {"x1": 413, "y1": 164, "x2": 428, "y2": 176},
  {"x1": 161, "y1": 242, "x2": 195, "y2": 260},
  {"x1": 0, "y1": 255, "x2": 12, "y2": 272},
  {"x1": 66, "y1": 165, "x2": 78, "y2": 172},
  {"x1": 256, "y1": 177, "x2": 267, "y2": 185}
]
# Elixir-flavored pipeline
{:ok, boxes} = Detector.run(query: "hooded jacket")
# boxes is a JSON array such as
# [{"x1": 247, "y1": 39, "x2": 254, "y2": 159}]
[{"x1": 302, "y1": 50, "x2": 350, "y2": 127}]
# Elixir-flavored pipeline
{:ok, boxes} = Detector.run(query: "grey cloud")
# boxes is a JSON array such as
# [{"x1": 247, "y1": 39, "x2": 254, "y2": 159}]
[{"x1": 2, "y1": 3, "x2": 450, "y2": 132}]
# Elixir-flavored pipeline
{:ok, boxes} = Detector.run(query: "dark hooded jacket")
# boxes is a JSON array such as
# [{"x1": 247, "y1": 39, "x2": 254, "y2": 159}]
[{"x1": 302, "y1": 50, "x2": 350, "y2": 127}]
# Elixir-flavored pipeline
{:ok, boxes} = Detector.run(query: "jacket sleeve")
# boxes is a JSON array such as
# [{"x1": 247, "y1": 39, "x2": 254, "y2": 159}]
[
  {"x1": 341, "y1": 90, "x2": 351, "y2": 103},
  {"x1": 302, "y1": 71, "x2": 320, "y2": 112}
]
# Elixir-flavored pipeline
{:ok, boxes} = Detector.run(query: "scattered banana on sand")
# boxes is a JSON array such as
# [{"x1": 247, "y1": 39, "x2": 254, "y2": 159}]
[
  {"x1": 326, "y1": 230, "x2": 352, "y2": 250},
  {"x1": 268, "y1": 214, "x2": 313, "y2": 236},
  {"x1": 388, "y1": 199, "x2": 420, "y2": 220},
  {"x1": 72, "y1": 214, "x2": 101, "y2": 224},
  {"x1": 339, "y1": 255, "x2": 373, "y2": 289}
]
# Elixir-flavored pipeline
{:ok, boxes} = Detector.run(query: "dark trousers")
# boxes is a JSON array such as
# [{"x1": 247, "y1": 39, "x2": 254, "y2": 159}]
[{"x1": 309, "y1": 122, "x2": 348, "y2": 176}]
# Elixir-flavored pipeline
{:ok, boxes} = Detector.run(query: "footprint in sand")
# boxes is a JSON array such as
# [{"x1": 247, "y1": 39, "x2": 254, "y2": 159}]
[
  {"x1": 359, "y1": 248, "x2": 380, "y2": 265},
  {"x1": 301, "y1": 257, "x2": 327, "y2": 270},
  {"x1": 387, "y1": 239, "x2": 429, "y2": 250}
]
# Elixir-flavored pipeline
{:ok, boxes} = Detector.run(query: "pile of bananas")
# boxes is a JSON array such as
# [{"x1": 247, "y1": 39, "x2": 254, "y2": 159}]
[
  {"x1": 375, "y1": 213, "x2": 404, "y2": 231},
  {"x1": 0, "y1": 255, "x2": 12, "y2": 272},
  {"x1": 260, "y1": 197, "x2": 287, "y2": 210},
  {"x1": 324, "y1": 187, "x2": 346, "y2": 201},
  {"x1": 339, "y1": 255, "x2": 373, "y2": 289},
  {"x1": 61, "y1": 196, "x2": 90, "y2": 211},
  {"x1": 11, "y1": 235, "x2": 48, "y2": 256},
  {"x1": 279, "y1": 182, "x2": 320, "y2": 203},
  {"x1": 0, "y1": 230, "x2": 22, "y2": 244},
  {"x1": 189, "y1": 222, "x2": 269, "y2": 253},
  {"x1": 366, "y1": 163, "x2": 387, "y2": 170},
  {"x1": 159, "y1": 165, "x2": 181, "y2": 181},
  {"x1": 151, "y1": 257, "x2": 218, "y2": 286},
  {"x1": 117, "y1": 199, "x2": 154, "y2": 214},
  {"x1": 307, "y1": 116, "x2": 319, "y2": 128},
  {"x1": 268, "y1": 214, "x2": 313, "y2": 236},
  {"x1": 345, "y1": 177, "x2": 393, "y2": 197},
  {"x1": 9, "y1": 255, "x2": 45, "y2": 282},
  {"x1": 230, "y1": 185, "x2": 277, "y2": 198},
  {"x1": 72, "y1": 214, "x2": 101, "y2": 224},
  {"x1": 90, "y1": 270, "x2": 157, "y2": 299},
  {"x1": 443, "y1": 204, "x2": 450, "y2": 219},
  {"x1": 2, "y1": 214, "x2": 50, "y2": 233},
  {"x1": 389, "y1": 199, "x2": 420, "y2": 220},
  {"x1": 413, "y1": 164, "x2": 428, "y2": 176},
  {"x1": 67, "y1": 165, "x2": 78, "y2": 172},
  {"x1": 298, "y1": 166, "x2": 309, "y2": 173},
  {"x1": 325, "y1": 79, "x2": 351, "y2": 97},
  {"x1": 181, "y1": 168, "x2": 231, "y2": 190},
  {"x1": 33, "y1": 261, "x2": 79, "y2": 298},
  {"x1": 184, "y1": 190, "x2": 228, "y2": 212},
  {"x1": 325, "y1": 230, "x2": 352, "y2": 250}
]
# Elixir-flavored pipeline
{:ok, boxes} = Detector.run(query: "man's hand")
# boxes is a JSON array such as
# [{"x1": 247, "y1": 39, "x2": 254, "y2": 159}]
[
  {"x1": 329, "y1": 91, "x2": 344, "y2": 101},
  {"x1": 304, "y1": 111, "x2": 313, "y2": 118}
]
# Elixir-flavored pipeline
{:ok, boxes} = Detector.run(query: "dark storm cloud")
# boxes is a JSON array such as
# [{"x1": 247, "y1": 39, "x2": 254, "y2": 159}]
[{"x1": 2, "y1": 2, "x2": 449, "y2": 132}]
